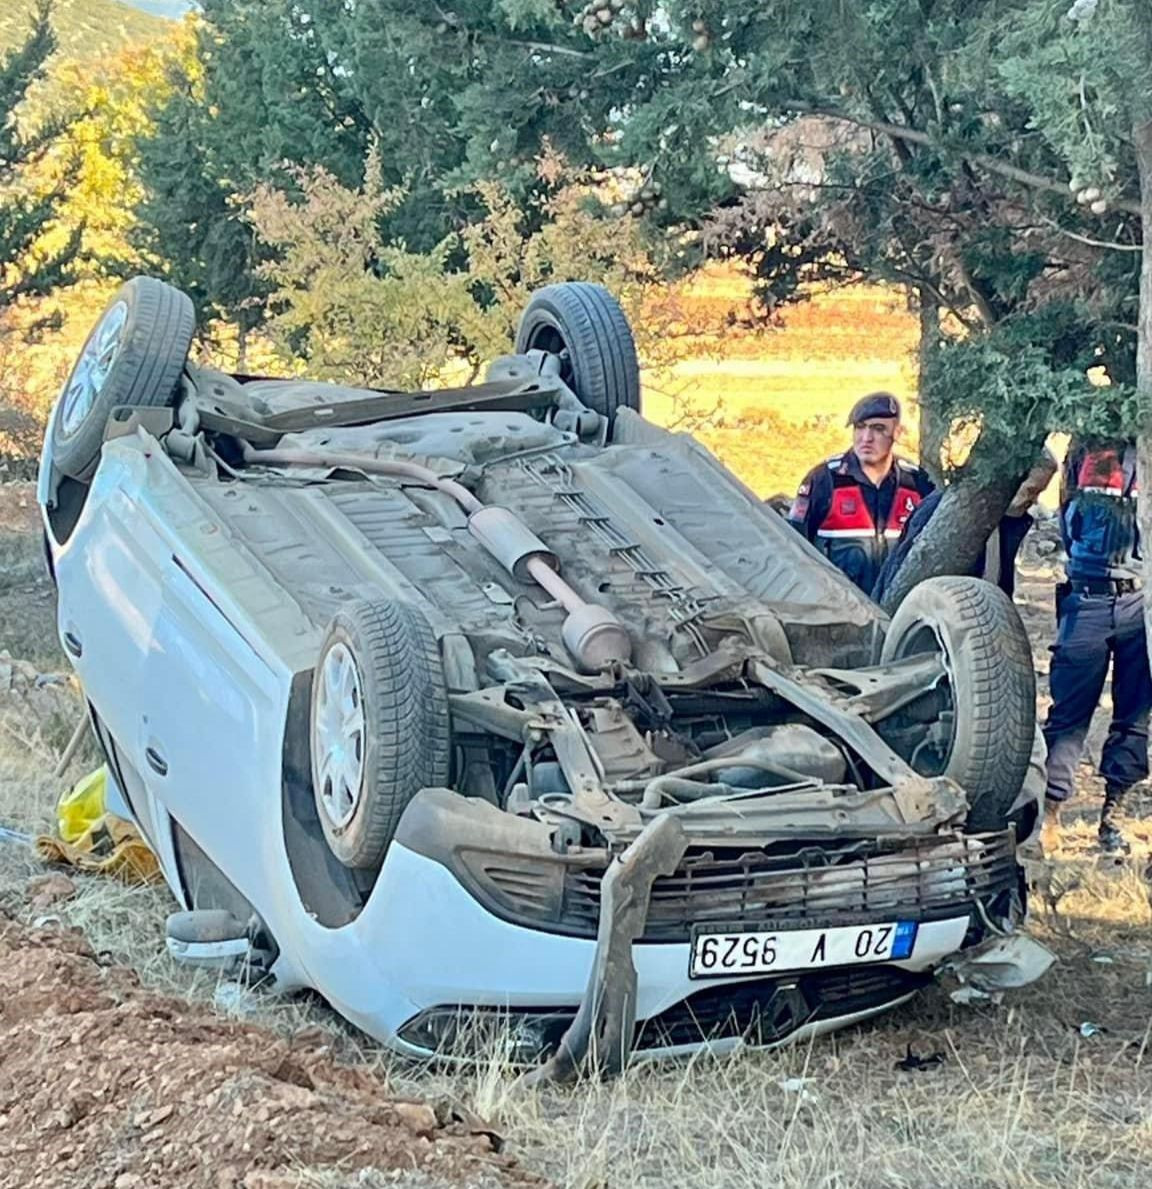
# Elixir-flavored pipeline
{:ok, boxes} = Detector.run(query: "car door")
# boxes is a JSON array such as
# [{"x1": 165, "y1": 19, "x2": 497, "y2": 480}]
[
  {"x1": 54, "y1": 439, "x2": 294, "y2": 912},
  {"x1": 50, "y1": 445, "x2": 182, "y2": 871},
  {"x1": 53, "y1": 447, "x2": 167, "y2": 785},
  {"x1": 136, "y1": 545, "x2": 290, "y2": 912}
]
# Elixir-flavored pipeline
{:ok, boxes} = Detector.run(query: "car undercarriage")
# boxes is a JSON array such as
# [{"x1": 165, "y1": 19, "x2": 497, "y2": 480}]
[{"x1": 39, "y1": 277, "x2": 1048, "y2": 1074}]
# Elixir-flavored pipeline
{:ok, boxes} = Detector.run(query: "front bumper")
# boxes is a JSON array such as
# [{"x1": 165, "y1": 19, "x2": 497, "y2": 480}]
[{"x1": 307, "y1": 839, "x2": 993, "y2": 1067}]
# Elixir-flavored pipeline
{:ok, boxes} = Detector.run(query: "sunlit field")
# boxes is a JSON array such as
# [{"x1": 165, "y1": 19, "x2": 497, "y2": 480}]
[{"x1": 641, "y1": 271, "x2": 921, "y2": 498}]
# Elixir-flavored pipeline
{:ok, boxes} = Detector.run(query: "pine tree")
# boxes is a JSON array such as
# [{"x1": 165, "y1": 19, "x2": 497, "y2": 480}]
[
  {"x1": 130, "y1": 0, "x2": 629, "y2": 345},
  {"x1": 0, "y1": 0, "x2": 80, "y2": 315},
  {"x1": 131, "y1": 66, "x2": 267, "y2": 358}
]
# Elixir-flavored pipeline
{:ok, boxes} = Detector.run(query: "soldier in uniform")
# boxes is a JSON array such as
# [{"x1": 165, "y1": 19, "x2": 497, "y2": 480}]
[
  {"x1": 1043, "y1": 439, "x2": 1151, "y2": 854},
  {"x1": 788, "y1": 393, "x2": 935, "y2": 592}
]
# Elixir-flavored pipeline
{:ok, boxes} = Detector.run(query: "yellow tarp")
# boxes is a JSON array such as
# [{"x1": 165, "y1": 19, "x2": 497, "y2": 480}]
[{"x1": 35, "y1": 766, "x2": 161, "y2": 885}]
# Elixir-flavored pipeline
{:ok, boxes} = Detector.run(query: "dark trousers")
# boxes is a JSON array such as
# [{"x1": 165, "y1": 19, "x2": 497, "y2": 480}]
[{"x1": 1043, "y1": 590, "x2": 1152, "y2": 802}]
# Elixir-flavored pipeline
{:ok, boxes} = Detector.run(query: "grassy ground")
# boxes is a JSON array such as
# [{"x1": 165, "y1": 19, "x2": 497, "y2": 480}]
[{"x1": 3, "y1": 492, "x2": 1152, "y2": 1187}]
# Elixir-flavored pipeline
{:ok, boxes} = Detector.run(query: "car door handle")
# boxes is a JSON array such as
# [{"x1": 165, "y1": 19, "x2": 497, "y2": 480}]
[
  {"x1": 145, "y1": 747, "x2": 169, "y2": 778},
  {"x1": 63, "y1": 631, "x2": 83, "y2": 658}
]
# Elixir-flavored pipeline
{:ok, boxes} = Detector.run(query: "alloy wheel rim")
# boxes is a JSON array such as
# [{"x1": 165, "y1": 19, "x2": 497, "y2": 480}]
[
  {"x1": 58, "y1": 301, "x2": 129, "y2": 438},
  {"x1": 313, "y1": 641, "x2": 367, "y2": 829}
]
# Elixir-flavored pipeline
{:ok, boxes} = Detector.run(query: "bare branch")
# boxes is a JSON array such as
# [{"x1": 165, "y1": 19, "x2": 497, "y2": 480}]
[
  {"x1": 507, "y1": 39, "x2": 596, "y2": 61},
  {"x1": 1035, "y1": 213, "x2": 1143, "y2": 253},
  {"x1": 430, "y1": 5, "x2": 596, "y2": 61}
]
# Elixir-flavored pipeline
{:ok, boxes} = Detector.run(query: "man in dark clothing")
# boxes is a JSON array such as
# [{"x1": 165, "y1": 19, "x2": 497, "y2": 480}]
[
  {"x1": 788, "y1": 393, "x2": 935, "y2": 591},
  {"x1": 1043, "y1": 440, "x2": 1151, "y2": 854}
]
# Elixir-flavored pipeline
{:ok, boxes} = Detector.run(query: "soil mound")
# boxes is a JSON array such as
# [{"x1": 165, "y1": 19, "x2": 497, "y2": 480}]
[{"x1": 0, "y1": 914, "x2": 539, "y2": 1189}]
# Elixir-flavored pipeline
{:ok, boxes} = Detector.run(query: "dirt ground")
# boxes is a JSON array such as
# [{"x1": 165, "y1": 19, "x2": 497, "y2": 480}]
[
  {"x1": 4, "y1": 477, "x2": 1152, "y2": 1188},
  {"x1": 0, "y1": 914, "x2": 535, "y2": 1189}
]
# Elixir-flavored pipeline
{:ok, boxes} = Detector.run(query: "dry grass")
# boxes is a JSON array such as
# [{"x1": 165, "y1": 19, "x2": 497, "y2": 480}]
[
  {"x1": 463, "y1": 1021, "x2": 1152, "y2": 1188},
  {"x1": 4, "y1": 609, "x2": 1152, "y2": 1188},
  {"x1": 0, "y1": 520, "x2": 64, "y2": 674}
]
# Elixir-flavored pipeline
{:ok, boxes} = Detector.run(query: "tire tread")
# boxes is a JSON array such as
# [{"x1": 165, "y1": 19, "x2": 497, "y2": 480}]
[
  {"x1": 882, "y1": 576, "x2": 1036, "y2": 831},
  {"x1": 51, "y1": 276, "x2": 195, "y2": 480},
  {"x1": 515, "y1": 282, "x2": 640, "y2": 424}
]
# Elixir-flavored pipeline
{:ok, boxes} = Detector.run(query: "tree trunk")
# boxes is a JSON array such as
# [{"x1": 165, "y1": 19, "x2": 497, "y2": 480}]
[
  {"x1": 1135, "y1": 118, "x2": 1152, "y2": 662},
  {"x1": 877, "y1": 461, "x2": 1024, "y2": 614},
  {"x1": 880, "y1": 284, "x2": 1047, "y2": 612},
  {"x1": 236, "y1": 322, "x2": 249, "y2": 372},
  {"x1": 916, "y1": 289, "x2": 946, "y2": 485}
]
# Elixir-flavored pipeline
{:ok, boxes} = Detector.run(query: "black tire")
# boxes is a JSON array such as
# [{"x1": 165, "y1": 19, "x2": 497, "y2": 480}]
[
  {"x1": 309, "y1": 599, "x2": 450, "y2": 869},
  {"x1": 49, "y1": 276, "x2": 195, "y2": 481},
  {"x1": 515, "y1": 282, "x2": 641, "y2": 426},
  {"x1": 880, "y1": 576, "x2": 1036, "y2": 831}
]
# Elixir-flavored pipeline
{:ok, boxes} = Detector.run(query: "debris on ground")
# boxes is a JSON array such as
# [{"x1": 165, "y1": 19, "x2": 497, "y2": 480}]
[
  {"x1": 0, "y1": 916, "x2": 541, "y2": 1189},
  {"x1": 33, "y1": 766, "x2": 161, "y2": 884},
  {"x1": 0, "y1": 651, "x2": 69, "y2": 693},
  {"x1": 943, "y1": 933, "x2": 1057, "y2": 993},
  {"x1": 24, "y1": 871, "x2": 77, "y2": 912},
  {"x1": 948, "y1": 985, "x2": 1001, "y2": 1006},
  {"x1": 0, "y1": 649, "x2": 79, "y2": 748},
  {"x1": 895, "y1": 1046, "x2": 945, "y2": 1072},
  {"x1": 775, "y1": 1077, "x2": 819, "y2": 1103},
  {"x1": 36, "y1": 812, "x2": 160, "y2": 884}
]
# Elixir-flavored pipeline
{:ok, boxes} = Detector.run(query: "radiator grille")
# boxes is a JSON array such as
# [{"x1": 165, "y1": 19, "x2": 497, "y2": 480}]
[{"x1": 465, "y1": 830, "x2": 1018, "y2": 942}]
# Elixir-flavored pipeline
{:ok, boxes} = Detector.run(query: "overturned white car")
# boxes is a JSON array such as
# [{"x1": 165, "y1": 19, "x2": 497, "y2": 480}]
[{"x1": 39, "y1": 277, "x2": 1044, "y2": 1073}]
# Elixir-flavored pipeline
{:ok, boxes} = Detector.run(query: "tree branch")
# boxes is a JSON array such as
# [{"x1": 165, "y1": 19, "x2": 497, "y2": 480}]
[
  {"x1": 783, "y1": 100, "x2": 1143, "y2": 217},
  {"x1": 1034, "y1": 213, "x2": 1143, "y2": 253},
  {"x1": 431, "y1": 4, "x2": 596, "y2": 61},
  {"x1": 507, "y1": 39, "x2": 596, "y2": 60}
]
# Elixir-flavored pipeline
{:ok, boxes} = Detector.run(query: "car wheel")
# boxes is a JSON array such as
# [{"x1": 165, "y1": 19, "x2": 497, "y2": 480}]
[
  {"x1": 515, "y1": 282, "x2": 641, "y2": 428},
  {"x1": 48, "y1": 276, "x2": 196, "y2": 482},
  {"x1": 309, "y1": 599, "x2": 450, "y2": 870},
  {"x1": 880, "y1": 576, "x2": 1036, "y2": 831}
]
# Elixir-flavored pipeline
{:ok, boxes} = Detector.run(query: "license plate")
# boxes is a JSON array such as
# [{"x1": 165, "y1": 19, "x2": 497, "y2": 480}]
[{"x1": 689, "y1": 920, "x2": 919, "y2": 979}]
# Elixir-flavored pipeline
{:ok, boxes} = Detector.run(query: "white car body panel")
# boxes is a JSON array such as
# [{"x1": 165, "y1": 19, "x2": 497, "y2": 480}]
[{"x1": 310, "y1": 842, "x2": 969, "y2": 1043}]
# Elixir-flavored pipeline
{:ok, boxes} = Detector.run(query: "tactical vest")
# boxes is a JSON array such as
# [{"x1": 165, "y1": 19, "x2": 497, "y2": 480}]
[{"x1": 815, "y1": 458, "x2": 925, "y2": 591}]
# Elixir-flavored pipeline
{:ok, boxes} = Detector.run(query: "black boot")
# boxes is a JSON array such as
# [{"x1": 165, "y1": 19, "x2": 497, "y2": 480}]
[{"x1": 1099, "y1": 785, "x2": 1131, "y2": 855}]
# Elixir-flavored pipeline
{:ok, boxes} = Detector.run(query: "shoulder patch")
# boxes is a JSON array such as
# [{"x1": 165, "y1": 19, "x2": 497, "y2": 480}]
[
  {"x1": 825, "y1": 455, "x2": 844, "y2": 470},
  {"x1": 895, "y1": 458, "x2": 920, "y2": 472}
]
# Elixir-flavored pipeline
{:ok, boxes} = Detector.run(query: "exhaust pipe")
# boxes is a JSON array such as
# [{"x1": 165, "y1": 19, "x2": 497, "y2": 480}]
[{"x1": 242, "y1": 445, "x2": 632, "y2": 670}]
